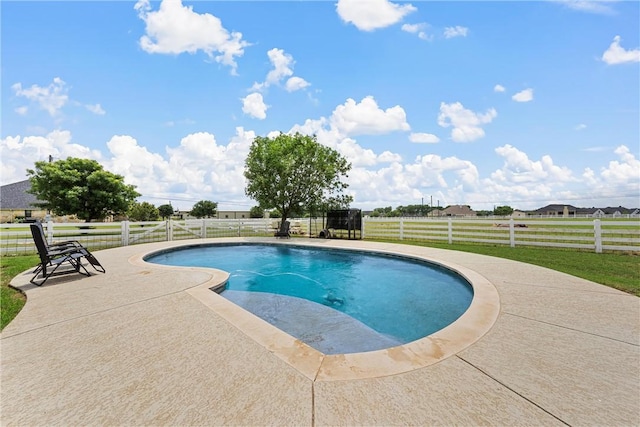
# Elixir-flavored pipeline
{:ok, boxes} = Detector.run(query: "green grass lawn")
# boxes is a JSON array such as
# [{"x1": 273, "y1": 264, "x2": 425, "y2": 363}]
[
  {"x1": 1, "y1": 254, "x2": 38, "y2": 330},
  {"x1": 1, "y1": 241, "x2": 638, "y2": 331},
  {"x1": 373, "y1": 239, "x2": 640, "y2": 296}
]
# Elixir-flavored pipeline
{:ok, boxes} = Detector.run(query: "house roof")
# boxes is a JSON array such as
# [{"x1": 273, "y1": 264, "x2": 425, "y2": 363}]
[
  {"x1": 442, "y1": 205, "x2": 476, "y2": 216},
  {"x1": 529, "y1": 204, "x2": 639, "y2": 214},
  {"x1": 0, "y1": 180, "x2": 42, "y2": 210},
  {"x1": 531, "y1": 204, "x2": 579, "y2": 213}
]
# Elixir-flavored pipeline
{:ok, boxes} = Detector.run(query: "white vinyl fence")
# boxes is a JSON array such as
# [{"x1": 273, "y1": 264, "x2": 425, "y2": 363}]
[
  {"x1": 1, "y1": 217, "x2": 638, "y2": 255},
  {"x1": 0, "y1": 219, "x2": 273, "y2": 255},
  {"x1": 361, "y1": 217, "x2": 640, "y2": 253}
]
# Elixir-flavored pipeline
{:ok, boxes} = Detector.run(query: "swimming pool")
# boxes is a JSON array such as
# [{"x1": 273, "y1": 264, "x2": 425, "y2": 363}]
[{"x1": 146, "y1": 243, "x2": 473, "y2": 354}]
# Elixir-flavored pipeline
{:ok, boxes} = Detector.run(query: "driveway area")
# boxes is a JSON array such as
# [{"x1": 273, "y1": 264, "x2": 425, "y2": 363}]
[{"x1": 2, "y1": 238, "x2": 638, "y2": 426}]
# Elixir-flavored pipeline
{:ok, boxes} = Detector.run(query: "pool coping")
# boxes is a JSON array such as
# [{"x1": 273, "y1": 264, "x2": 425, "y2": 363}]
[{"x1": 129, "y1": 238, "x2": 501, "y2": 381}]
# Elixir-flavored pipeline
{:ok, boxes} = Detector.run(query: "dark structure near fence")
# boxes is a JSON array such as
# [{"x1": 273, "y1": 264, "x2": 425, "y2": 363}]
[{"x1": 320, "y1": 209, "x2": 362, "y2": 240}]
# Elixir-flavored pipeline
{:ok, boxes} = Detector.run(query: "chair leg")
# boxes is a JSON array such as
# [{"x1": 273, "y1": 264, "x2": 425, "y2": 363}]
[
  {"x1": 30, "y1": 256, "x2": 91, "y2": 286},
  {"x1": 30, "y1": 262, "x2": 62, "y2": 286}
]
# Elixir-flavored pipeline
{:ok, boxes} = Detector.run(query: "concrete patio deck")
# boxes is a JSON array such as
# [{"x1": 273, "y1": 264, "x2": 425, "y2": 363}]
[{"x1": 2, "y1": 238, "x2": 638, "y2": 426}]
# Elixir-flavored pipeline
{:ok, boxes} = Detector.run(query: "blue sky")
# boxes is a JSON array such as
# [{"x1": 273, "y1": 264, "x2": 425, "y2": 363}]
[{"x1": 2, "y1": 0, "x2": 639, "y2": 211}]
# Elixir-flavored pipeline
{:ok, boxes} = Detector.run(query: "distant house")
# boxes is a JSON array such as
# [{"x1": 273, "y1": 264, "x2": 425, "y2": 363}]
[
  {"x1": 599, "y1": 206, "x2": 635, "y2": 217},
  {"x1": 530, "y1": 204, "x2": 639, "y2": 218},
  {"x1": 215, "y1": 210, "x2": 251, "y2": 219},
  {"x1": 0, "y1": 180, "x2": 47, "y2": 223},
  {"x1": 441, "y1": 205, "x2": 476, "y2": 217},
  {"x1": 531, "y1": 204, "x2": 578, "y2": 217},
  {"x1": 511, "y1": 210, "x2": 527, "y2": 218}
]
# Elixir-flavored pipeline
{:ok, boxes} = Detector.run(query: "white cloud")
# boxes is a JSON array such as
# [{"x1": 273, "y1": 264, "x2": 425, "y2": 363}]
[
  {"x1": 443, "y1": 26, "x2": 469, "y2": 39},
  {"x1": 575, "y1": 123, "x2": 587, "y2": 131},
  {"x1": 602, "y1": 35, "x2": 640, "y2": 65},
  {"x1": 512, "y1": 88, "x2": 534, "y2": 102},
  {"x1": 12, "y1": 77, "x2": 69, "y2": 116},
  {"x1": 102, "y1": 127, "x2": 256, "y2": 208},
  {"x1": 85, "y1": 103, "x2": 106, "y2": 115},
  {"x1": 494, "y1": 84, "x2": 506, "y2": 93},
  {"x1": 265, "y1": 48, "x2": 294, "y2": 86},
  {"x1": 241, "y1": 93, "x2": 269, "y2": 120},
  {"x1": 15, "y1": 106, "x2": 28, "y2": 115},
  {"x1": 378, "y1": 151, "x2": 402, "y2": 163},
  {"x1": 405, "y1": 154, "x2": 480, "y2": 191},
  {"x1": 336, "y1": 0, "x2": 416, "y2": 31},
  {"x1": 552, "y1": 0, "x2": 617, "y2": 15},
  {"x1": 401, "y1": 23, "x2": 424, "y2": 33},
  {"x1": 0, "y1": 131, "x2": 102, "y2": 184},
  {"x1": 600, "y1": 145, "x2": 640, "y2": 184},
  {"x1": 581, "y1": 145, "x2": 640, "y2": 203},
  {"x1": 492, "y1": 144, "x2": 575, "y2": 184},
  {"x1": 3, "y1": 126, "x2": 637, "y2": 212},
  {"x1": 251, "y1": 48, "x2": 311, "y2": 94},
  {"x1": 336, "y1": 138, "x2": 379, "y2": 167},
  {"x1": 437, "y1": 102, "x2": 497, "y2": 142},
  {"x1": 401, "y1": 23, "x2": 430, "y2": 40},
  {"x1": 134, "y1": 0, "x2": 249, "y2": 74},
  {"x1": 330, "y1": 96, "x2": 410, "y2": 136},
  {"x1": 409, "y1": 133, "x2": 440, "y2": 143},
  {"x1": 287, "y1": 97, "x2": 410, "y2": 169},
  {"x1": 285, "y1": 76, "x2": 311, "y2": 92},
  {"x1": 471, "y1": 144, "x2": 583, "y2": 208}
]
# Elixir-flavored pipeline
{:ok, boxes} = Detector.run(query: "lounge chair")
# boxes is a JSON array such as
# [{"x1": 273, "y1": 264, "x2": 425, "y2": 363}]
[
  {"x1": 274, "y1": 220, "x2": 291, "y2": 238},
  {"x1": 30, "y1": 223, "x2": 105, "y2": 286},
  {"x1": 33, "y1": 221, "x2": 82, "y2": 251}
]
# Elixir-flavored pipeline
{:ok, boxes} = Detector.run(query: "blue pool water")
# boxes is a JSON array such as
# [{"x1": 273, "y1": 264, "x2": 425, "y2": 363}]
[{"x1": 146, "y1": 244, "x2": 473, "y2": 353}]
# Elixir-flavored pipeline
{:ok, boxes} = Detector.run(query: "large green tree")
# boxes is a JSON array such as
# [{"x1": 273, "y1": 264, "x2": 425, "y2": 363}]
[
  {"x1": 158, "y1": 204, "x2": 174, "y2": 220},
  {"x1": 27, "y1": 157, "x2": 140, "y2": 222},
  {"x1": 127, "y1": 202, "x2": 159, "y2": 221},
  {"x1": 190, "y1": 200, "x2": 217, "y2": 218},
  {"x1": 244, "y1": 132, "x2": 352, "y2": 234},
  {"x1": 494, "y1": 205, "x2": 514, "y2": 216}
]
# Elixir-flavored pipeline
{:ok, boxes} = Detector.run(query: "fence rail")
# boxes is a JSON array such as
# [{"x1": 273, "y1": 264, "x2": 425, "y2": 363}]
[
  {"x1": 1, "y1": 217, "x2": 638, "y2": 255},
  {"x1": 362, "y1": 217, "x2": 640, "y2": 253}
]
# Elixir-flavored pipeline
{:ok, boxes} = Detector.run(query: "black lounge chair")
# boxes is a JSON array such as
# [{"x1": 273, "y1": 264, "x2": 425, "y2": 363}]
[
  {"x1": 274, "y1": 220, "x2": 291, "y2": 238},
  {"x1": 30, "y1": 223, "x2": 105, "y2": 286},
  {"x1": 33, "y1": 221, "x2": 82, "y2": 251}
]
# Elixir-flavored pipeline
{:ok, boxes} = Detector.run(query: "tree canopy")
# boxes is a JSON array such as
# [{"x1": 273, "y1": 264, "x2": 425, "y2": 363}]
[
  {"x1": 27, "y1": 157, "x2": 139, "y2": 222},
  {"x1": 158, "y1": 204, "x2": 175, "y2": 220},
  {"x1": 369, "y1": 204, "x2": 440, "y2": 217},
  {"x1": 190, "y1": 200, "x2": 217, "y2": 218},
  {"x1": 127, "y1": 202, "x2": 159, "y2": 221},
  {"x1": 244, "y1": 132, "x2": 351, "y2": 232},
  {"x1": 494, "y1": 205, "x2": 514, "y2": 216},
  {"x1": 249, "y1": 206, "x2": 264, "y2": 218}
]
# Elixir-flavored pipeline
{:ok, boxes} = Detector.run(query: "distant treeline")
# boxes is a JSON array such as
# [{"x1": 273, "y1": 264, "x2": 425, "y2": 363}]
[{"x1": 367, "y1": 204, "x2": 514, "y2": 217}]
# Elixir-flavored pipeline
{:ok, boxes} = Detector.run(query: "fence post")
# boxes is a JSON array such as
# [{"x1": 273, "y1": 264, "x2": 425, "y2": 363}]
[
  {"x1": 121, "y1": 221, "x2": 129, "y2": 246},
  {"x1": 361, "y1": 216, "x2": 366, "y2": 239},
  {"x1": 167, "y1": 220, "x2": 173, "y2": 241},
  {"x1": 201, "y1": 219, "x2": 206, "y2": 239},
  {"x1": 594, "y1": 219, "x2": 602, "y2": 253},
  {"x1": 237, "y1": 220, "x2": 241, "y2": 237},
  {"x1": 399, "y1": 218, "x2": 404, "y2": 240},
  {"x1": 46, "y1": 220, "x2": 54, "y2": 245},
  {"x1": 448, "y1": 218, "x2": 453, "y2": 244},
  {"x1": 509, "y1": 218, "x2": 516, "y2": 248}
]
